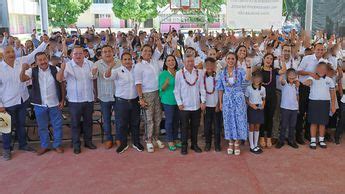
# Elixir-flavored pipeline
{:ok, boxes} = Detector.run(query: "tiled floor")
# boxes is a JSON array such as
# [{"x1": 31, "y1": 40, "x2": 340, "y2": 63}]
[{"x1": 0, "y1": 137, "x2": 344, "y2": 194}]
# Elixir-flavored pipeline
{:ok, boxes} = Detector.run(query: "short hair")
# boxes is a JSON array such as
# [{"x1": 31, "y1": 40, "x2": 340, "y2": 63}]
[
  {"x1": 286, "y1": 68, "x2": 296, "y2": 75},
  {"x1": 101, "y1": 44, "x2": 113, "y2": 51},
  {"x1": 72, "y1": 45, "x2": 83, "y2": 52},
  {"x1": 252, "y1": 69, "x2": 262, "y2": 78},
  {"x1": 205, "y1": 57, "x2": 216, "y2": 64},
  {"x1": 34, "y1": 52, "x2": 47, "y2": 61},
  {"x1": 121, "y1": 52, "x2": 132, "y2": 60},
  {"x1": 314, "y1": 43, "x2": 324, "y2": 48}
]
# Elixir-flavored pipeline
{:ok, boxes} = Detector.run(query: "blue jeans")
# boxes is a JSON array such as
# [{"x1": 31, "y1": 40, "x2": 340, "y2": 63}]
[
  {"x1": 69, "y1": 102, "x2": 93, "y2": 147},
  {"x1": 100, "y1": 100, "x2": 121, "y2": 142},
  {"x1": 116, "y1": 97, "x2": 140, "y2": 145},
  {"x1": 2, "y1": 100, "x2": 28, "y2": 150},
  {"x1": 34, "y1": 105, "x2": 63, "y2": 148},
  {"x1": 162, "y1": 104, "x2": 179, "y2": 142}
]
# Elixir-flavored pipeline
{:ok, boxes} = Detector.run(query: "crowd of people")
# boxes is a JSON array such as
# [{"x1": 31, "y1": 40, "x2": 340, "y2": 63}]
[{"x1": 0, "y1": 26, "x2": 344, "y2": 161}]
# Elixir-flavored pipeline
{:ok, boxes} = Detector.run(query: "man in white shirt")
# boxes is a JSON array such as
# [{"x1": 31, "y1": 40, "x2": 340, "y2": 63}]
[
  {"x1": 104, "y1": 52, "x2": 144, "y2": 154},
  {"x1": 0, "y1": 35, "x2": 49, "y2": 160},
  {"x1": 174, "y1": 54, "x2": 206, "y2": 155},
  {"x1": 20, "y1": 52, "x2": 65, "y2": 156},
  {"x1": 93, "y1": 45, "x2": 121, "y2": 149},
  {"x1": 296, "y1": 43, "x2": 326, "y2": 144},
  {"x1": 184, "y1": 30, "x2": 195, "y2": 49},
  {"x1": 57, "y1": 46, "x2": 97, "y2": 154}
]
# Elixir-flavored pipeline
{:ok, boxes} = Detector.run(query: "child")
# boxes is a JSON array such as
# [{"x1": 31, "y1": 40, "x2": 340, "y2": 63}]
[
  {"x1": 204, "y1": 57, "x2": 222, "y2": 152},
  {"x1": 276, "y1": 68, "x2": 299, "y2": 149},
  {"x1": 303, "y1": 62, "x2": 336, "y2": 149},
  {"x1": 245, "y1": 70, "x2": 265, "y2": 154}
]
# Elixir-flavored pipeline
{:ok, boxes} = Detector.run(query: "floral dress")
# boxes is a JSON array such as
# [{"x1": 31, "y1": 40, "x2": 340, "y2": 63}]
[{"x1": 216, "y1": 68, "x2": 248, "y2": 140}]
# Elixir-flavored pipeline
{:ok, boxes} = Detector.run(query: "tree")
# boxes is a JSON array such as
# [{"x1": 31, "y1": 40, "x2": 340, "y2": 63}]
[
  {"x1": 180, "y1": 0, "x2": 225, "y2": 30},
  {"x1": 48, "y1": 0, "x2": 92, "y2": 27},
  {"x1": 112, "y1": 0, "x2": 169, "y2": 26}
]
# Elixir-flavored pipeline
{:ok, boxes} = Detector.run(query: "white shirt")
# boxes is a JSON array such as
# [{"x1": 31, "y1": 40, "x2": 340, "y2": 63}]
[
  {"x1": 307, "y1": 76, "x2": 335, "y2": 101},
  {"x1": 105, "y1": 65, "x2": 138, "y2": 100},
  {"x1": 134, "y1": 49, "x2": 161, "y2": 93},
  {"x1": 274, "y1": 57, "x2": 300, "y2": 90},
  {"x1": 26, "y1": 67, "x2": 60, "y2": 107},
  {"x1": 280, "y1": 82, "x2": 299, "y2": 110},
  {"x1": 0, "y1": 42, "x2": 47, "y2": 107},
  {"x1": 63, "y1": 59, "x2": 95, "y2": 103},
  {"x1": 245, "y1": 85, "x2": 266, "y2": 105},
  {"x1": 204, "y1": 73, "x2": 218, "y2": 107},
  {"x1": 341, "y1": 94, "x2": 345, "y2": 103},
  {"x1": 185, "y1": 36, "x2": 194, "y2": 48},
  {"x1": 297, "y1": 54, "x2": 327, "y2": 82},
  {"x1": 174, "y1": 68, "x2": 206, "y2": 111}
]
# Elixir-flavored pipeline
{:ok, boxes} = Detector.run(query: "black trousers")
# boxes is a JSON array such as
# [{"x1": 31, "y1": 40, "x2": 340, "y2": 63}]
[
  {"x1": 69, "y1": 102, "x2": 94, "y2": 147},
  {"x1": 260, "y1": 93, "x2": 276, "y2": 138},
  {"x1": 335, "y1": 102, "x2": 345, "y2": 140},
  {"x1": 296, "y1": 84, "x2": 310, "y2": 139},
  {"x1": 204, "y1": 107, "x2": 222, "y2": 146},
  {"x1": 180, "y1": 109, "x2": 201, "y2": 146},
  {"x1": 279, "y1": 108, "x2": 297, "y2": 142},
  {"x1": 116, "y1": 98, "x2": 141, "y2": 145}
]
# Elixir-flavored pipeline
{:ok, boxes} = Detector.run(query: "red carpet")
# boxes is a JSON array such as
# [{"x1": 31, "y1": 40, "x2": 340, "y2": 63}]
[{"x1": 1, "y1": 141, "x2": 344, "y2": 194}]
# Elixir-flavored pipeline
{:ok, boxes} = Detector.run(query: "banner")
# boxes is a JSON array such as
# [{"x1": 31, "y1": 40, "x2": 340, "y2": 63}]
[{"x1": 226, "y1": 0, "x2": 283, "y2": 30}]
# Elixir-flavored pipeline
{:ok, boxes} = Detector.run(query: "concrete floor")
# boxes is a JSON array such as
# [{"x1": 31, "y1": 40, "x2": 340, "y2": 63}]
[{"x1": 0, "y1": 139, "x2": 344, "y2": 194}]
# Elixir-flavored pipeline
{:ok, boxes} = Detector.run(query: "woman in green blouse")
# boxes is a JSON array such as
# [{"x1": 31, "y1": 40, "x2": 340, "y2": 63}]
[{"x1": 159, "y1": 55, "x2": 181, "y2": 151}]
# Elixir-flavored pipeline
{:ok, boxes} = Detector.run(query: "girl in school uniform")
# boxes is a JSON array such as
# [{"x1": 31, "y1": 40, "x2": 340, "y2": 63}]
[
  {"x1": 303, "y1": 62, "x2": 337, "y2": 149},
  {"x1": 245, "y1": 70, "x2": 265, "y2": 154}
]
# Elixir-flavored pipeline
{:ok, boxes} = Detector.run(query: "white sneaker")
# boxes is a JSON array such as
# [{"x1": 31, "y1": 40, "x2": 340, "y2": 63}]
[
  {"x1": 146, "y1": 142, "x2": 155, "y2": 153},
  {"x1": 156, "y1": 140, "x2": 165, "y2": 149}
]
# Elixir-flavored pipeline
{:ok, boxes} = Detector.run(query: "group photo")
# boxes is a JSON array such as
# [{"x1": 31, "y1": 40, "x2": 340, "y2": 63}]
[{"x1": 0, "y1": 0, "x2": 344, "y2": 193}]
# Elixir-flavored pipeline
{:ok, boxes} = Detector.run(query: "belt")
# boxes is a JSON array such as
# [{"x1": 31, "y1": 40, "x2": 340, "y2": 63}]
[{"x1": 116, "y1": 97, "x2": 138, "y2": 103}]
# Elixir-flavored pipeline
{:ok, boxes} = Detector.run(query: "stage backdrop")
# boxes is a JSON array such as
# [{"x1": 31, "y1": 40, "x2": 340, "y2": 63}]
[{"x1": 226, "y1": 0, "x2": 283, "y2": 30}]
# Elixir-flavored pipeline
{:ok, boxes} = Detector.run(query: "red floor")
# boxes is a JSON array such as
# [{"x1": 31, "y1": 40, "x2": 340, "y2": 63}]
[{"x1": 1, "y1": 140, "x2": 344, "y2": 194}]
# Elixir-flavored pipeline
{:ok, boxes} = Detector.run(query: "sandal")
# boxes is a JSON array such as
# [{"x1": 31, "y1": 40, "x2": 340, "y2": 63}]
[
  {"x1": 234, "y1": 142, "x2": 241, "y2": 156},
  {"x1": 227, "y1": 142, "x2": 234, "y2": 155},
  {"x1": 155, "y1": 140, "x2": 165, "y2": 149},
  {"x1": 259, "y1": 137, "x2": 266, "y2": 148},
  {"x1": 309, "y1": 142, "x2": 317, "y2": 150}
]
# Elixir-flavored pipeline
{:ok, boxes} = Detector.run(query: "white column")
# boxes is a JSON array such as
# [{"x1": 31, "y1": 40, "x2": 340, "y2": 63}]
[
  {"x1": 305, "y1": 0, "x2": 313, "y2": 36},
  {"x1": 40, "y1": 0, "x2": 49, "y2": 34}
]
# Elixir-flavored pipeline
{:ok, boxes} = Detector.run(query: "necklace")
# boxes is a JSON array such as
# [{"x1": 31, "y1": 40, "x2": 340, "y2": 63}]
[
  {"x1": 167, "y1": 69, "x2": 176, "y2": 77},
  {"x1": 224, "y1": 68, "x2": 238, "y2": 87},
  {"x1": 182, "y1": 68, "x2": 199, "y2": 86},
  {"x1": 262, "y1": 68, "x2": 273, "y2": 86},
  {"x1": 204, "y1": 72, "x2": 216, "y2": 94}
]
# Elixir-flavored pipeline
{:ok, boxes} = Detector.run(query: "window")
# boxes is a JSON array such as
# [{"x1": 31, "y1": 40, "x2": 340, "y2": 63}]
[{"x1": 94, "y1": 14, "x2": 111, "y2": 28}]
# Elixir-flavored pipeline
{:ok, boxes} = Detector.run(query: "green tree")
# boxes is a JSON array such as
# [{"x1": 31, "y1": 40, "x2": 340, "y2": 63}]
[
  {"x1": 112, "y1": 0, "x2": 169, "y2": 25},
  {"x1": 48, "y1": 0, "x2": 92, "y2": 27},
  {"x1": 283, "y1": 0, "x2": 306, "y2": 28}
]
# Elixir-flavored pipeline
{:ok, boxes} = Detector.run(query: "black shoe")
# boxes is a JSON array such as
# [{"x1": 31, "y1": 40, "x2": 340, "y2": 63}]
[
  {"x1": 116, "y1": 143, "x2": 129, "y2": 154},
  {"x1": 3, "y1": 150, "x2": 11, "y2": 161},
  {"x1": 255, "y1": 147, "x2": 263, "y2": 154},
  {"x1": 204, "y1": 143, "x2": 211, "y2": 152},
  {"x1": 296, "y1": 137, "x2": 305, "y2": 145},
  {"x1": 309, "y1": 142, "x2": 317, "y2": 150},
  {"x1": 132, "y1": 143, "x2": 144, "y2": 152},
  {"x1": 74, "y1": 147, "x2": 81, "y2": 154},
  {"x1": 181, "y1": 146, "x2": 188, "y2": 155},
  {"x1": 318, "y1": 141, "x2": 327, "y2": 149},
  {"x1": 191, "y1": 145, "x2": 202, "y2": 153},
  {"x1": 215, "y1": 144, "x2": 221, "y2": 152},
  {"x1": 19, "y1": 145, "x2": 36, "y2": 153},
  {"x1": 84, "y1": 142, "x2": 97, "y2": 149},
  {"x1": 288, "y1": 141, "x2": 299, "y2": 149},
  {"x1": 335, "y1": 138, "x2": 340, "y2": 145},
  {"x1": 250, "y1": 147, "x2": 263, "y2": 154},
  {"x1": 275, "y1": 141, "x2": 285, "y2": 149}
]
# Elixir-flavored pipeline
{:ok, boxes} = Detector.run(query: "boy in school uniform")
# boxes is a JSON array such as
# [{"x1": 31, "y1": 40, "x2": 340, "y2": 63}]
[
  {"x1": 203, "y1": 57, "x2": 222, "y2": 152},
  {"x1": 276, "y1": 68, "x2": 299, "y2": 149}
]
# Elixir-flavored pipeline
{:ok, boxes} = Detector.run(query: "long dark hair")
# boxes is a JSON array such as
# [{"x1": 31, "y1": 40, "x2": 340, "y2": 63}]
[
  {"x1": 235, "y1": 45, "x2": 247, "y2": 59},
  {"x1": 163, "y1": 55, "x2": 178, "y2": 71},
  {"x1": 261, "y1": 53, "x2": 275, "y2": 67}
]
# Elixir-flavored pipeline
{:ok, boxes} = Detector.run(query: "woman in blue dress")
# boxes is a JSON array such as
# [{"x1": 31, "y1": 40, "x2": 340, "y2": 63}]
[{"x1": 217, "y1": 52, "x2": 251, "y2": 155}]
